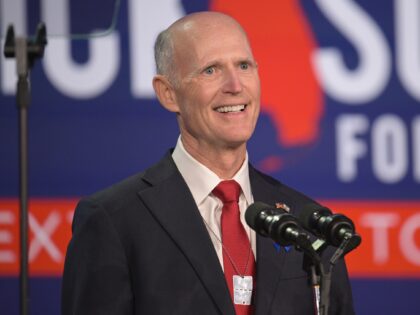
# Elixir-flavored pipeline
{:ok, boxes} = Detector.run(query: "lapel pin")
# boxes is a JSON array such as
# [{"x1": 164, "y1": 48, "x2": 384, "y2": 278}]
[{"x1": 275, "y1": 202, "x2": 290, "y2": 212}]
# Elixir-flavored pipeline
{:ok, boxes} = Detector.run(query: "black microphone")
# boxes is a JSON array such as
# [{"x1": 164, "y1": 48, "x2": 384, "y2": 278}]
[
  {"x1": 245, "y1": 202, "x2": 313, "y2": 250},
  {"x1": 299, "y1": 203, "x2": 361, "y2": 251}
]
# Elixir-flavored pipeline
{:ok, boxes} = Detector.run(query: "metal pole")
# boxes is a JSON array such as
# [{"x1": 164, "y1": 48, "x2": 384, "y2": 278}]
[
  {"x1": 18, "y1": 105, "x2": 29, "y2": 315},
  {"x1": 16, "y1": 38, "x2": 30, "y2": 315},
  {"x1": 4, "y1": 24, "x2": 47, "y2": 315}
]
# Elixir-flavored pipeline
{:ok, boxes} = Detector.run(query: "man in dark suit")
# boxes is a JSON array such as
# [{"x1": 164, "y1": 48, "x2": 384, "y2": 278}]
[{"x1": 62, "y1": 11, "x2": 355, "y2": 315}]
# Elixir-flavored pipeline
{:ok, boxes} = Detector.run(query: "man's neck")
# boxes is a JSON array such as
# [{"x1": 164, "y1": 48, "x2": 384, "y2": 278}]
[{"x1": 181, "y1": 137, "x2": 247, "y2": 180}]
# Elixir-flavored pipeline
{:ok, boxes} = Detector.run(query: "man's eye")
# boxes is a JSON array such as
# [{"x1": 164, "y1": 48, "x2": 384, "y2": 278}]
[
  {"x1": 204, "y1": 67, "x2": 215, "y2": 75},
  {"x1": 240, "y1": 63, "x2": 249, "y2": 70}
]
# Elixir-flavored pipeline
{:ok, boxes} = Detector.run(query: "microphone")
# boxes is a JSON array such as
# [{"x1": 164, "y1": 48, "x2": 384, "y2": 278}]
[
  {"x1": 298, "y1": 203, "x2": 361, "y2": 251},
  {"x1": 245, "y1": 202, "x2": 313, "y2": 250}
]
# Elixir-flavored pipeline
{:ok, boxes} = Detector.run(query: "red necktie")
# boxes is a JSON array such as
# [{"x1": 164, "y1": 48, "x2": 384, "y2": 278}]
[{"x1": 213, "y1": 180, "x2": 256, "y2": 315}]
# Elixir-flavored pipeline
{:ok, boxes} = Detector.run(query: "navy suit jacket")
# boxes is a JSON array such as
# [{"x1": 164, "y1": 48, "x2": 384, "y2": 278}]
[{"x1": 62, "y1": 152, "x2": 354, "y2": 314}]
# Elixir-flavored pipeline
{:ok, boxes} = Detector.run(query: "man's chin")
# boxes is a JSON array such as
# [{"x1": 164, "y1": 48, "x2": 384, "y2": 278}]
[{"x1": 222, "y1": 138, "x2": 250, "y2": 150}]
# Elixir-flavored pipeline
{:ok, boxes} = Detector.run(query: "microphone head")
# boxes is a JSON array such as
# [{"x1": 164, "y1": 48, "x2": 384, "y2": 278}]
[
  {"x1": 299, "y1": 203, "x2": 358, "y2": 246},
  {"x1": 246, "y1": 202, "x2": 305, "y2": 246},
  {"x1": 298, "y1": 203, "x2": 332, "y2": 231},
  {"x1": 245, "y1": 201, "x2": 273, "y2": 230}
]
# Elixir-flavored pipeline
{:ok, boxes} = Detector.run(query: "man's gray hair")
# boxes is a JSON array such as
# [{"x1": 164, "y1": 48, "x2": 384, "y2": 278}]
[{"x1": 154, "y1": 28, "x2": 176, "y2": 84}]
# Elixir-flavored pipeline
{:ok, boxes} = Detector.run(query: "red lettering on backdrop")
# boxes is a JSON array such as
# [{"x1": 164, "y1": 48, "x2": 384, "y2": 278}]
[{"x1": 211, "y1": 0, "x2": 324, "y2": 147}]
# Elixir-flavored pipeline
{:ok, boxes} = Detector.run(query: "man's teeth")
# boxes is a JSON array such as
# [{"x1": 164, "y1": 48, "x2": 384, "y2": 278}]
[{"x1": 216, "y1": 104, "x2": 246, "y2": 113}]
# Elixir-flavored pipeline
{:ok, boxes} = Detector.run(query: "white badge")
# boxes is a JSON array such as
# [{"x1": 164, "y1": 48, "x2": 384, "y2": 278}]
[{"x1": 233, "y1": 275, "x2": 253, "y2": 305}]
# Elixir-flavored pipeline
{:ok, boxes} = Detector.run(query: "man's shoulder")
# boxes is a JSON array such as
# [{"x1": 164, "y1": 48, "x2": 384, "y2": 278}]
[
  {"x1": 89, "y1": 171, "x2": 147, "y2": 206},
  {"x1": 250, "y1": 165, "x2": 282, "y2": 187},
  {"x1": 71, "y1": 151, "x2": 178, "y2": 231},
  {"x1": 87, "y1": 150, "x2": 176, "y2": 205},
  {"x1": 250, "y1": 165, "x2": 317, "y2": 210}
]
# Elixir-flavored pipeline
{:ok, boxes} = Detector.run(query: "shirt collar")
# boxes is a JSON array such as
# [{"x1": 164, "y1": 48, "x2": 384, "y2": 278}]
[{"x1": 172, "y1": 136, "x2": 253, "y2": 206}]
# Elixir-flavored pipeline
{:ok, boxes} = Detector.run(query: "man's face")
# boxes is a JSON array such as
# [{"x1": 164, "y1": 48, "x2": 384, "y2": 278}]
[{"x1": 171, "y1": 19, "x2": 261, "y2": 152}]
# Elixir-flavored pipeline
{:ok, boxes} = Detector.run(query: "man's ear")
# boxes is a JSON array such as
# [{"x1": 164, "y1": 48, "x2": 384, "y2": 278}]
[{"x1": 152, "y1": 75, "x2": 179, "y2": 113}]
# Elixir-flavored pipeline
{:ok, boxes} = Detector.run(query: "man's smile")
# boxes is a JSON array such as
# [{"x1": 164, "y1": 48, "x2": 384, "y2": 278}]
[{"x1": 214, "y1": 104, "x2": 247, "y2": 113}]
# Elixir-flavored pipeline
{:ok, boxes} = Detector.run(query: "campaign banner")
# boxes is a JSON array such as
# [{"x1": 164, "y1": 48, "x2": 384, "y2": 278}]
[
  {"x1": 1, "y1": 0, "x2": 419, "y2": 314},
  {"x1": 1, "y1": 199, "x2": 420, "y2": 278}
]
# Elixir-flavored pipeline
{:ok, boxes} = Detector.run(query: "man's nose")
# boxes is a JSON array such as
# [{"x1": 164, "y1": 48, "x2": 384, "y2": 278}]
[{"x1": 222, "y1": 68, "x2": 243, "y2": 94}]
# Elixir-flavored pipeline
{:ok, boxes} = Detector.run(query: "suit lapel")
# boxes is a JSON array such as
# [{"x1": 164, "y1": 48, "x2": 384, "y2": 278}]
[
  {"x1": 249, "y1": 166, "x2": 291, "y2": 315},
  {"x1": 137, "y1": 154, "x2": 235, "y2": 315}
]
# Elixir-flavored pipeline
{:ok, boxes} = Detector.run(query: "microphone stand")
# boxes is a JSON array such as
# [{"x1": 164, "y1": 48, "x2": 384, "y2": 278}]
[
  {"x1": 297, "y1": 238, "x2": 324, "y2": 315},
  {"x1": 301, "y1": 239, "x2": 325, "y2": 315},
  {"x1": 3, "y1": 23, "x2": 47, "y2": 315},
  {"x1": 317, "y1": 232, "x2": 362, "y2": 315}
]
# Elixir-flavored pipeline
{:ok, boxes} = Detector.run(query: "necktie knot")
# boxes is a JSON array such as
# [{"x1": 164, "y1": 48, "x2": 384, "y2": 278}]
[{"x1": 212, "y1": 180, "x2": 241, "y2": 204}]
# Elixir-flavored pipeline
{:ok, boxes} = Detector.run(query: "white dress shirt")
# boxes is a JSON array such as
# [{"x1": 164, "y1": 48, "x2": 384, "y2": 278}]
[{"x1": 172, "y1": 137, "x2": 256, "y2": 269}]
